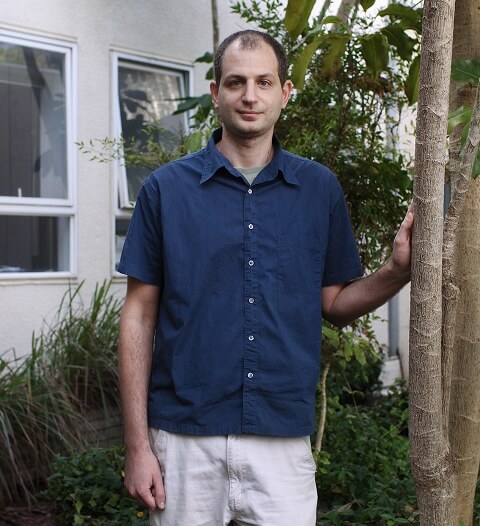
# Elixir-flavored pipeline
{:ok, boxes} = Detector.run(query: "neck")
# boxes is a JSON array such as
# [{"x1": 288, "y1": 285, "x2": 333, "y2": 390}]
[{"x1": 216, "y1": 130, "x2": 274, "y2": 168}]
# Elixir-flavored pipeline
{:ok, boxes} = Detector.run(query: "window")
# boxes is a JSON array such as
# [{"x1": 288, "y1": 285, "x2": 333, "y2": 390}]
[
  {"x1": 113, "y1": 53, "x2": 191, "y2": 270},
  {"x1": 0, "y1": 31, "x2": 75, "y2": 276}
]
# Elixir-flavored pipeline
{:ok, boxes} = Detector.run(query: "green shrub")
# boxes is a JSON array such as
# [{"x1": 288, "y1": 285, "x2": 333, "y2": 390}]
[
  {"x1": 33, "y1": 280, "x2": 122, "y2": 412},
  {"x1": 44, "y1": 446, "x2": 148, "y2": 525},
  {"x1": 0, "y1": 281, "x2": 122, "y2": 507},
  {"x1": 316, "y1": 383, "x2": 418, "y2": 525}
]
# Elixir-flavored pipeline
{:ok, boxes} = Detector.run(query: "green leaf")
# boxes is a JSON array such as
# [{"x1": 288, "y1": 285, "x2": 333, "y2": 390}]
[
  {"x1": 322, "y1": 325, "x2": 340, "y2": 343},
  {"x1": 291, "y1": 35, "x2": 324, "y2": 91},
  {"x1": 473, "y1": 150, "x2": 480, "y2": 179},
  {"x1": 321, "y1": 34, "x2": 351, "y2": 80},
  {"x1": 378, "y1": 4, "x2": 422, "y2": 33},
  {"x1": 447, "y1": 106, "x2": 472, "y2": 134},
  {"x1": 173, "y1": 94, "x2": 212, "y2": 115},
  {"x1": 195, "y1": 52, "x2": 213, "y2": 64},
  {"x1": 184, "y1": 131, "x2": 204, "y2": 153},
  {"x1": 205, "y1": 66, "x2": 214, "y2": 81},
  {"x1": 360, "y1": 0, "x2": 376, "y2": 11},
  {"x1": 354, "y1": 345, "x2": 367, "y2": 366},
  {"x1": 174, "y1": 97, "x2": 201, "y2": 113},
  {"x1": 285, "y1": 0, "x2": 307, "y2": 31},
  {"x1": 320, "y1": 15, "x2": 346, "y2": 26},
  {"x1": 381, "y1": 23, "x2": 416, "y2": 61},
  {"x1": 404, "y1": 55, "x2": 420, "y2": 105},
  {"x1": 285, "y1": 0, "x2": 317, "y2": 40},
  {"x1": 460, "y1": 118, "x2": 470, "y2": 146},
  {"x1": 359, "y1": 33, "x2": 389, "y2": 77},
  {"x1": 197, "y1": 93, "x2": 213, "y2": 109},
  {"x1": 343, "y1": 340, "x2": 353, "y2": 361},
  {"x1": 451, "y1": 59, "x2": 480, "y2": 83}
]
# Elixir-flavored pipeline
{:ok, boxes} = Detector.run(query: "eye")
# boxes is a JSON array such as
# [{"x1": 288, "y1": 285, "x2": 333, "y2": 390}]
[
  {"x1": 258, "y1": 79, "x2": 271, "y2": 87},
  {"x1": 228, "y1": 79, "x2": 243, "y2": 87}
]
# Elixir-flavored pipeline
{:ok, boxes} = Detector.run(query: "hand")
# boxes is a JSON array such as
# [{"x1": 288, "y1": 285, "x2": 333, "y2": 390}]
[
  {"x1": 391, "y1": 203, "x2": 414, "y2": 280},
  {"x1": 124, "y1": 448, "x2": 165, "y2": 511}
]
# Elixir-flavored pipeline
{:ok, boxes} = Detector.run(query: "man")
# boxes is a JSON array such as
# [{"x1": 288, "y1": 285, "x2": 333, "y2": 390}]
[{"x1": 118, "y1": 30, "x2": 413, "y2": 526}]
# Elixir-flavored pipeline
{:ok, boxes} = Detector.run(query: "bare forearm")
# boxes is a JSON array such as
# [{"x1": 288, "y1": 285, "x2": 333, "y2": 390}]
[
  {"x1": 323, "y1": 258, "x2": 410, "y2": 327},
  {"x1": 118, "y1": 278, "x2": 159, "y2": 453},
  {"x1": 118, "y1": 315, "x2": 155, "y2": 452},
  {"x1": 118, "y1": 321, "x2": 152, "y2": 448}
]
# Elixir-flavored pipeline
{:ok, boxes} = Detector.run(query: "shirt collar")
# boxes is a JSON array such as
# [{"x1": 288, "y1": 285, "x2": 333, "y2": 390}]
[{"x1": 200, "y1": 128, "x2": 300, "y2": 186}]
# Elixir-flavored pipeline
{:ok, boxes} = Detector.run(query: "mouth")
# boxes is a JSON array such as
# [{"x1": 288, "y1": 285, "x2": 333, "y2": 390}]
[{"x1": 238, "y1": 110, "x2": 261, "y2": 119}]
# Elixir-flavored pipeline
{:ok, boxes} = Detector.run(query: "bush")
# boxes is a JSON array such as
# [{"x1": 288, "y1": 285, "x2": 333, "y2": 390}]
[
  {"x1": 44, "y1": 446, "x2": 148, "y2": 525},
  {"x1": 316, "y1": 383, "x2": 419, "y2": 525},
  {"x1": 0, "y1": 281, "x2": 122, "y2": 507}
]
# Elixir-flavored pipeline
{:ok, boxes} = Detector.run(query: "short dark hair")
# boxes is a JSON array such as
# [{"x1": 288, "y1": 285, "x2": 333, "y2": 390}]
[{"x1": 214, "y1": 30, "x2": 288, "y2": 85}]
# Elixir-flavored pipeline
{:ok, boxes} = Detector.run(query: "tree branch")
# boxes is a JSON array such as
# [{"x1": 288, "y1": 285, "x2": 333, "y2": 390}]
[{"x1": 315, "y1": 361, "x2": 331, "y2": 453}]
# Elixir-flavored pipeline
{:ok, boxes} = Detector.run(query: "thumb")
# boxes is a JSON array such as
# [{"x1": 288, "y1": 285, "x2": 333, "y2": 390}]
[{"x1": 396, "y1": 204, "x2": 414, "y2": 243}]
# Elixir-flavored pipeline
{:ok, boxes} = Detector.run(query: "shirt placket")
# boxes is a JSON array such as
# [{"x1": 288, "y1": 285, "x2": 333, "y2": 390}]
[{"x1": 242, "y1": 186, "x2": 259, "y2": 431}]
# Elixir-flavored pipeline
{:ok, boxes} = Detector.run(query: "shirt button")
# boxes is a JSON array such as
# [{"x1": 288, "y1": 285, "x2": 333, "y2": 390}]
[
  {"x1": 247, "y1": 372, "x2": 254, "y2": 379},
  {"x1": 248, "y1": 335, "x2": 255, "y2": 341},
  {"x1": 248, "y1": 189, "x2": 253, "y2": 194},
  {"x1": 248, "y1": 297, "x2": 255, "y2": 304},
  {"x1": 248, "y1": 224, "x2": 254, "y2": 230},
  {"x1": 248, "y1": 260, "x2": 254, "y2": 266}
]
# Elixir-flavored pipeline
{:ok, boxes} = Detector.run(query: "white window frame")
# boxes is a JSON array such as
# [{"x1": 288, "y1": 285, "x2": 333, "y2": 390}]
[
  {"x1": 0, "y1": 29, "x2": 77, "y2": 279},
  {"x1": 112, "y1": 51, "x2": 193, "y2": 274}
]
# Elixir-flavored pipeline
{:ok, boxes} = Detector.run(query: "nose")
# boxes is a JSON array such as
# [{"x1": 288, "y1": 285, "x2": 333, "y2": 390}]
[{"x1": 242, "y1": 80, "x2": 258, "y2": 104}]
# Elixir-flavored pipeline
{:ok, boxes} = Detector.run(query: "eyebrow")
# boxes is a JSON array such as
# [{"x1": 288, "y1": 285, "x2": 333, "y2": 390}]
[{"x1": 223, "y1": 72, "x2": 276, "y2": 81}]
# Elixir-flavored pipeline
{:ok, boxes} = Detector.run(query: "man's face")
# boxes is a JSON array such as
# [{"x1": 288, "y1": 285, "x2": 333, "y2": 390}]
[{"x1": 210, "y1": 40, "x2": 292, "y2": 141}]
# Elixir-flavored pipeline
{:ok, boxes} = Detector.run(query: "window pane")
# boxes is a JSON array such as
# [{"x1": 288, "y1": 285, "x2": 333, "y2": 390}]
[
  {"x1": 0, "y1": 42, "x2": 68, "y2": 199},
  {"x1": 115, "y1": 217, "x2": 130, "y2": 271},
  {"x1": 118, "y1": 62, "x2": 187, "y2": 202},
  {"x1": 0, "y1": 215, "x2": 70, "y2": 272}
]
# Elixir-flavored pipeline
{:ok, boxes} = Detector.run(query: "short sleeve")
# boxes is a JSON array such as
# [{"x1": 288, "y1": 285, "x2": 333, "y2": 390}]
[
  {"x1": 117, "y1": 176, "x2": 164, "y2": 286},
  {"x1": 322, "y1": 179, "x2": 363, "y2": 286}
]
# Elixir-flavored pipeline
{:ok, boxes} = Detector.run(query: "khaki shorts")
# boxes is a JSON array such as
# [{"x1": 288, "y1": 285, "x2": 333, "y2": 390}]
[{"x1": 148, "y1": 429, "x2": 317, "y2": 526}]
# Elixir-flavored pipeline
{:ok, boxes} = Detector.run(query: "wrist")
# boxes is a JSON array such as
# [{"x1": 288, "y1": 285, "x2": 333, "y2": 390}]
[{"x1": 385, "y1": 257, "x2": 411, "y2": 287}]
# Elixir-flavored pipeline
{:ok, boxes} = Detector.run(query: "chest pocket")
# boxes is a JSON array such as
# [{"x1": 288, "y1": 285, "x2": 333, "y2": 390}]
[{"x1": 278, "y1": 234, "x2": 324, "y2": 294}]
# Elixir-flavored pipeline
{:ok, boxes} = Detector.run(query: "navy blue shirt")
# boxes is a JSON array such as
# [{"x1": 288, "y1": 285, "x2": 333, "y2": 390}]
[{"x1": 118, "y1": 128, "x2": 363, "y2": 437}]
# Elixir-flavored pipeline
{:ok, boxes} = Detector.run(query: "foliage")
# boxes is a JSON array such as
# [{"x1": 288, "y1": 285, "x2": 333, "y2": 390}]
[
  {"x1": 322, "y1": 318, "x2": 383, "y2": 405},
  {"x1": 0, "y1": 281, "x2": 122, "y2": 507},
  {"x1": 32, "y1": 280, "x2": 122, "y2": 412},
  {"x1": 44, "y1": 446, "x2": 148, "y2": 525},
  {"x1": 77, "y1": 126, "x2": 195, "y2": 176},
  {"x1": 283, "y1": 0, "x2": 422, "y2": 101},
  {"x1": 316, "y1": 383, "x2": 419, "y2": 525}
]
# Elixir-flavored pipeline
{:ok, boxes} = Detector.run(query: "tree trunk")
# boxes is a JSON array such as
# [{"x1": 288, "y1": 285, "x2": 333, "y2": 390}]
[
  {"x1": 211, "y1": 0, "x2": 219, "y2": 53},
  {"x1": 450, "y1": 183, "x2": 480, "y2": 525},
  {"x1": 447, "y1": 2, "x2": 480, "y2": 524},
  {"x1": 409, "y1": 0, "x2": 457, "y2": 523},
  {"x1": 335, "y1": 0, "x2": 358, "y2": 24}
]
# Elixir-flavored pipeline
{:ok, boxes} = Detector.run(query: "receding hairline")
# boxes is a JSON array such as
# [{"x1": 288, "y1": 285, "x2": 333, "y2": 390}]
[{"x1": 214, "y1": 30, "x2": 288, "y2": 84}]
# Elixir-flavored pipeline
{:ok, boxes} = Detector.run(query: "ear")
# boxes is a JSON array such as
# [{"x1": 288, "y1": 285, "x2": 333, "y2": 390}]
[
  {"x1": 281, "y1": 80, "x2": 293, "y2": 109},
  {"x1": 210, "y1": 81, "x2": 219, "y2": 108}
]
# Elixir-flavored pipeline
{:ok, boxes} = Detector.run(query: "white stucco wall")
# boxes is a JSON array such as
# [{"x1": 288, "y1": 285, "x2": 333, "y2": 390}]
[{"x1": 1, "y1": 0, "x2": 254, "y2": 358}]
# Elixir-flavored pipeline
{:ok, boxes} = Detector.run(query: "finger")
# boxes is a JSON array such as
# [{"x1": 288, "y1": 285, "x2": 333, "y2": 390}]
[
  {"x1": 152, "y1": 473, "x2": 166, "y2": 510},
  {"x1": 403, "y1": 203, "x2": 414, "y2": 225},
  {"x1": 134, "y1": 486, "x2": 156, "y2": 510},
  {"x1": 396, "y1": 206, "x2": 414, "y2": 241}
]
